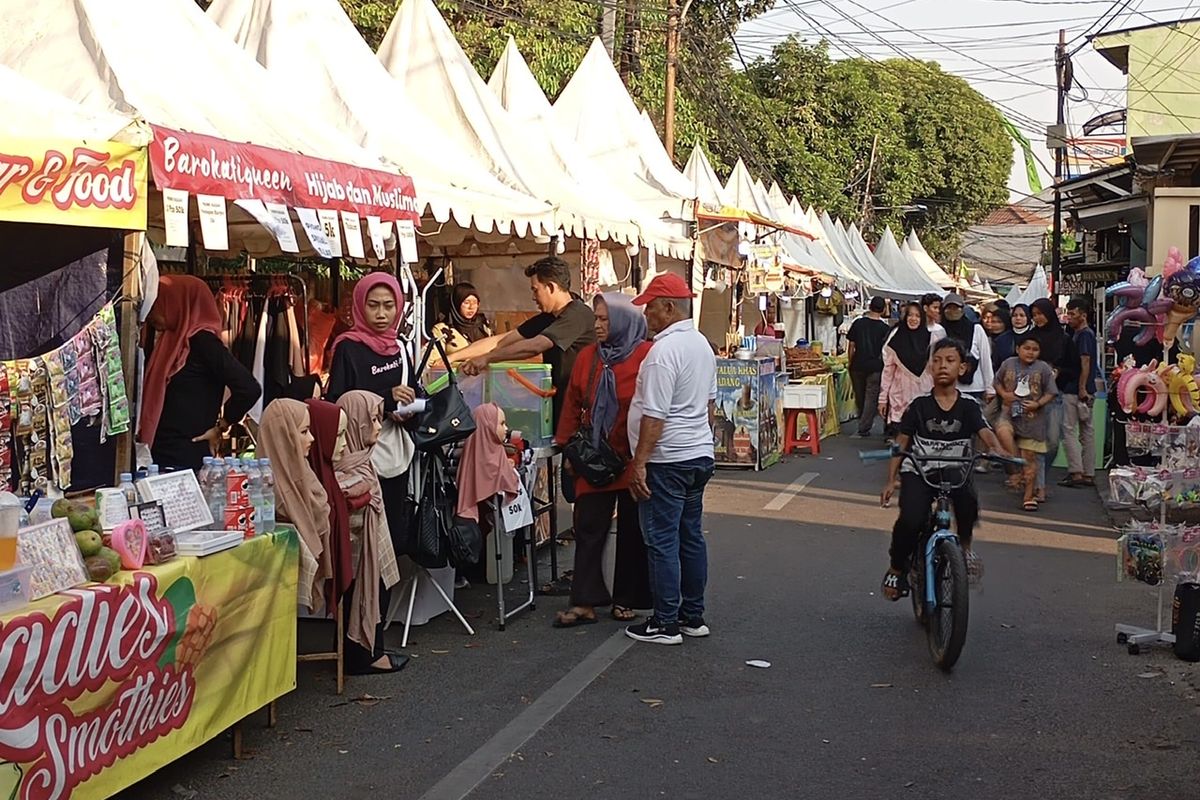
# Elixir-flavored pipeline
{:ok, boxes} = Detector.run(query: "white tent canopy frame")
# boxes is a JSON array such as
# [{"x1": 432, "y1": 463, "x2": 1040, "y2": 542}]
[
  {"x1": 485, "y1": 37, "x2": 691, "y2": 260},
  {"x1": 206, "y1": 0, "x2": 556, "y2": 240},
  {"x1": 377, "y1": 0, "x2": 655, "y2": 250},
  {"x1": 0, "y1": 0, "x2": 415, "y2": 258}
]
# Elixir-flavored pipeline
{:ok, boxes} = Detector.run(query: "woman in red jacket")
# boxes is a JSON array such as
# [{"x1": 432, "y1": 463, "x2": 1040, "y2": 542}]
[{"x1": 554, "y1": 293, "x2": 653, "y2": 627}]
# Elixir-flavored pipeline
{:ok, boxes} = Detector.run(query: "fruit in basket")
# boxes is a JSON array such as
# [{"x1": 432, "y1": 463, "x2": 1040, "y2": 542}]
[
  {"x1": 84, "y1": 555, "x2": 113, "y2": 582},
  {"x1": 176, "y1": 604, "x2": 219, "y2": 668},
  {"x1": 51, "y1": 498, "x2": 74, "y2": 519},
  {"x1": 97, "y1": 546, "x2": 121, "y2": 575},
  {"x1": 75, "y1": 529, "x2": 102, "y2": 557}
]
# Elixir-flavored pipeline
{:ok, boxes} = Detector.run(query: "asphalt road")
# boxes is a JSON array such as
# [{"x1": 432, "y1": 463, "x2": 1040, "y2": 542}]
[{"x1": 121, "y1": 427, "x2": 1200, "y2": 800}]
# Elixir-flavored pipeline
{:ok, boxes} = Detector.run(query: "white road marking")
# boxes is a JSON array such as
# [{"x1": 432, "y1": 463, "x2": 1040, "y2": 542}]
[
  {"x1": 419, "y1": 630, "x2": 633, "y2": 799},
  {"x1": 763, "y1": 472, "x2": 819, "y2": 511}
]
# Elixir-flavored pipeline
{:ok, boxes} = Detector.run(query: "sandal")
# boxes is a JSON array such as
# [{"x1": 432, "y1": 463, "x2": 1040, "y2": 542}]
[
  {"x1": 1023, "y1": 500, "x2": 1039, "y2": 512},
  {"x1": 1057, "y1": 476, "x2": 1088, "y2": 488},
  {"x1": 553, "y1": 608, "x2": 598, "y2": 628},
  {"x1": 611, "y1": 606, "x2": 637, "y2": 622},
  {"x1": 881, "y1": 568, "x2": 909, "y2": 601}
]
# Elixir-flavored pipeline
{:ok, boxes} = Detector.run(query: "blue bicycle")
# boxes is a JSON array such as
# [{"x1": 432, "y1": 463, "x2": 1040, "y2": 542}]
[{"x1": 862, "y1": 446, "x2": 1023, "y2": 671}]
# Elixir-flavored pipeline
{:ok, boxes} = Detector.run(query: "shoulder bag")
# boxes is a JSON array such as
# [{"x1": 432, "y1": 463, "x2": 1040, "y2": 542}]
[
  {"x1": 411, "y1": 336, "x2": 476, "y2": 452},
  {"x1": 562, "y1": 351, "x2": 626, "y2": 488}
]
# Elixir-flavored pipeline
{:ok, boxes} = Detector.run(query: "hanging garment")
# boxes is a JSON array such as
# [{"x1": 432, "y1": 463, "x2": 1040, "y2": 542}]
[{"x1": 248, "y1": 299, "x2": 270, "y2": 423}]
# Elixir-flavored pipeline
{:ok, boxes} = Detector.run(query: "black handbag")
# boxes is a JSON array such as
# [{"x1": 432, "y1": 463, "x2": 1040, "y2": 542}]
[
  {"x1": 411, "y1": 336, "x2": 476, "y2": 452},
  {"x1": 447, "y1": 515, "x2": 484, "y2": 568},
  {"x1": 562, "y1": 354, "x2": 626, "y2": 488},
  {"x1": 410, "y1": 453, "x2": 451, "y2": 568}
]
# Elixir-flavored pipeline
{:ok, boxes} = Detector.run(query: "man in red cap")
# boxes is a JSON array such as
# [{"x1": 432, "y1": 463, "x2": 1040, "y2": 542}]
[{"x1": 625, "y1": 273, "x2": 717, "y2": 645}]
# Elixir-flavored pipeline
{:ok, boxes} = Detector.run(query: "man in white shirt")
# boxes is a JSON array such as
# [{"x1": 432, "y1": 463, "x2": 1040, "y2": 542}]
[{"x1": 626, "y1": 274, "x2": 717, "y2": 646}]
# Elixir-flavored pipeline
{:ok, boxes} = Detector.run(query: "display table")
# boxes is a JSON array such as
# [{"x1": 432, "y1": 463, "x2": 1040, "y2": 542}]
[
  {"x1": 793, "y1": 373, "x2": 840, "y2": 439},
  {"x1": 833, "y1": 370, "x2": 856, "y2": 424},
  {"x1": 0, "y1": 528, "x2": 299, "y2": 800}
]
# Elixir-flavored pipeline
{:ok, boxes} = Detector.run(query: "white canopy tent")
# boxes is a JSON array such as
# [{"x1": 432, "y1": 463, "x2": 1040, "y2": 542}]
[
  {"x1": 0, "y1": 64, "x2": 142, "y2": 143},
  {"x1": 683, "y1": 146, "x2": 730, "y2": 209},
  {"x1": 874, "y1": 227, "x2": 944, "y2": 296},
  {"x1": 206, "y1": 0, "x2": 555, "y2": 238},
  {"x1": 552, "y1": 39, "x2": 694, "y2": 223},
  {"x1": 377, "y1": 0, "x2": 649, "y2": 248},
  {"x1": 486, "y1": 37, "x2": 690, "y2": 260},
  {"x1": 0, "y1": 0, "x2": 414, "y2": 256},
  {"x1": 904, "y1": 229, "x2": 954, "y2": 289},
  {"x1": 0, "y1": 0, "x2": 390, "y2": 171}
]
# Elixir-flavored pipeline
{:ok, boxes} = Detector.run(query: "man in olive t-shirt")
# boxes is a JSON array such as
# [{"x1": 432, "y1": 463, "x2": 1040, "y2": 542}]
[{"x1": 461, "y1": 256, "x2": 596, "y2": 425}]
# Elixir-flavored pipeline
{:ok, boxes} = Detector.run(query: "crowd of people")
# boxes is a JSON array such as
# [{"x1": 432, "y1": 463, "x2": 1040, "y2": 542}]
[
  {"x1": 845, "y1": 290, "x2": 1102, "y2": 516},
  {"x1": 136, "y1": 259, "x2": 722, "y2": 673}
]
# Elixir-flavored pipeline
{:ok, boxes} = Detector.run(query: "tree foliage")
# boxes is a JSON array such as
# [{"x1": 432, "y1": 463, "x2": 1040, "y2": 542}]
[{"x1": 336, "y1": 1, "x2": 1010, "y2": 259}]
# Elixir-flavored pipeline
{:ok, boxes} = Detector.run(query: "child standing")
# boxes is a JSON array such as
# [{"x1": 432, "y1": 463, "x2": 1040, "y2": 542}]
[{"x1": 993, "y1": 334, "x2": 1059, "y2": 512}]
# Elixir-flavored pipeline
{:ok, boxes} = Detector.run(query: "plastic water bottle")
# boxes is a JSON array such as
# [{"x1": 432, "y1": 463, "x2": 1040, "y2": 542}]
[
  {"x1": 197, "y1": 456, "x2": 213, "y2": 500},
  {"x1": 118, "y1": 472, "x2": 138, "y2": 508},
  {"x1": 259, "y1": 457, "x2": 276, "y2": 534},
  {"x1": 147, "y1": 464, "x2": 160, "y2": 477},
  {"x1": 208, "y1": 457, "x2": 226, "y2": 522},
  {"x1": 224, "y1": 457, "x2": 241, "y2": 508},
  {"x1": 245, "y1": 459, "x2": 264, "y2": 534}
]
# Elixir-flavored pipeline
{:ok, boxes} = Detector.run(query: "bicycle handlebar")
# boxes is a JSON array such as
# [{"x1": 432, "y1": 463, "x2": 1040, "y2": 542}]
[{"x1": 859, "y1": 446, "x2": 1025, "y2": 469}]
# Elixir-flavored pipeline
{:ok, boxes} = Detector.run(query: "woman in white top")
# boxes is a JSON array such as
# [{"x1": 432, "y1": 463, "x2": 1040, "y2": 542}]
[{"x1": 939, "y1": 293, "x2": 994, "y2": 402}]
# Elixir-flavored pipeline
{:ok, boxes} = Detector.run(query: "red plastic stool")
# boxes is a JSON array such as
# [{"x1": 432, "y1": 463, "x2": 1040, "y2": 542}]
[{"x1": 783, "y1": 409, "x2": 821, "y2": 455}]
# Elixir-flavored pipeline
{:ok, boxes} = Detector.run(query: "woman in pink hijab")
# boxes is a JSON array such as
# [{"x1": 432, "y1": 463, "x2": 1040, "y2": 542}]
[{"x1": 324, "y1": 271, "x2": 420, "y2": 670}]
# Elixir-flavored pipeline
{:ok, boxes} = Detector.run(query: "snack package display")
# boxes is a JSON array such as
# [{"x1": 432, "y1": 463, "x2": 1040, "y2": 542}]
[
  {"x1": 1119, "y1": 530, "x2": 1165, "y2": 585},
  {"x1": 0, "y1": 306, "x2": 119, "y2": 489}
]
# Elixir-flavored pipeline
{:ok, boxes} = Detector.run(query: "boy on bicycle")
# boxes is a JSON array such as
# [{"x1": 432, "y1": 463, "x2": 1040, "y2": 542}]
[{"x1": 880, "y1": 338, "x2": 1011, "y2": 600}]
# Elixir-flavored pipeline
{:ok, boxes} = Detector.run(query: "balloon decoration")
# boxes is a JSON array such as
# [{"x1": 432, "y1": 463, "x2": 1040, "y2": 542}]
[{"x1": 1106, "y1": 249, "x2": 1200, "y2": 348}]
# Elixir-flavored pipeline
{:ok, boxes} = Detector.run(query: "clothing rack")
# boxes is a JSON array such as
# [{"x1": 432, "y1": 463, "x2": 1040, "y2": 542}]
[
  {"x1": 201, "y1": 272, "x2": 311, "y2": 370},
  {"x1": 494, "y1": 456, "x2": 540, "y2": 630}
]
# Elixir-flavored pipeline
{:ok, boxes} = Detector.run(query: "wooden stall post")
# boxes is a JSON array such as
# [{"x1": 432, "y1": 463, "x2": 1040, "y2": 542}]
[{"x1": 114, "y1": 231, "x2": 145, "y2": 481}]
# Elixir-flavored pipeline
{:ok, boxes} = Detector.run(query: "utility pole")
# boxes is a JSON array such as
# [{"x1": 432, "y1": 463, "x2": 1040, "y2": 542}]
[
  {"x1": 1052, "y1": 28, "x2": 1069, "y2": 296},
  {"x1": 619, "y1": 0, "x2": 640, "y2": 84},
  {"x1": 861, "y1": 133, "x2": 879, "y2": 223},
  {"x1": 663, "y1": 0, "x2": 679, "y2": 161},
  {"x1": 601, "y1": 0, "x2": 616, "y2": 60}
]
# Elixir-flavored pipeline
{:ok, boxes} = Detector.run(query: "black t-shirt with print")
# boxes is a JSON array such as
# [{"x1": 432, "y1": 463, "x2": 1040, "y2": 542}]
[
  {"x1": 899, "y1": 392, "x2": 990, "y2": 476},
  {"x1": 517, "y1": 300, "x2": 597, "y2": 423}
]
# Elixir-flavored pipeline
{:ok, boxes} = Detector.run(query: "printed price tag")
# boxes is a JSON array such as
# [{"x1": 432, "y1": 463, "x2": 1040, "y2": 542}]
[{"x1": 501, "y1": 481, "x2": 534, "y2": 533}]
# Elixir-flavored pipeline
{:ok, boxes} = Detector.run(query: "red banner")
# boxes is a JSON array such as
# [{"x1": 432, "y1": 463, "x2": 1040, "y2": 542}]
[{"x1": 148, "y1": 125, "x2": 419, "y2": 223}]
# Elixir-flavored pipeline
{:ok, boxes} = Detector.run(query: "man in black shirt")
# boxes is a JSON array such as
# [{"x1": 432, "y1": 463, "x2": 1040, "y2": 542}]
[
  {"x1": 461, "y1": 256, "x2": 596, "y2": 426},
  {"x1": 846, "y1": 296, "x2": 891, "y2": 438}
]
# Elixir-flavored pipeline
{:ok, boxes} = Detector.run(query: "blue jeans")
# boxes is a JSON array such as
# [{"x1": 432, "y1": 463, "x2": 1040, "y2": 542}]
[{"x1": 638, "y1": 457, "x2": 715, "y2": 625}]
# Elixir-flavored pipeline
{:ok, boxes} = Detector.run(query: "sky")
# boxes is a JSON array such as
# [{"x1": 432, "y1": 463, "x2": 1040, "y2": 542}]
[{"x1": 735, "y1": 0, "x2": 1200, "y2": 202}]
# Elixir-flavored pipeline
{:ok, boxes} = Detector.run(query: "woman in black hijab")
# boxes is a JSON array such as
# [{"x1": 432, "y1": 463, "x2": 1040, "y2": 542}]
[
  {"x1": 1029, "y1": 298, "x2": 1073, "y2": 378},
  {"x1": 985, "y1": 304, "x2": 1016, "y2": 373},
  {"x1": 879, "y1": 301, "x2": 937, "y2": 437},
  {"x1": 432, "y1": 282, "x2": 492, "y2": 354}
]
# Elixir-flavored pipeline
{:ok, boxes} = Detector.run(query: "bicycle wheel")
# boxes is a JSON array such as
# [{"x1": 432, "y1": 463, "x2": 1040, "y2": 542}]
[
  {"x1": 927, "y1": 538, "x2": 969, "y2": 671},
  {"x1": 909, "y1": 565, "x2": 928, "y2": 627}
]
